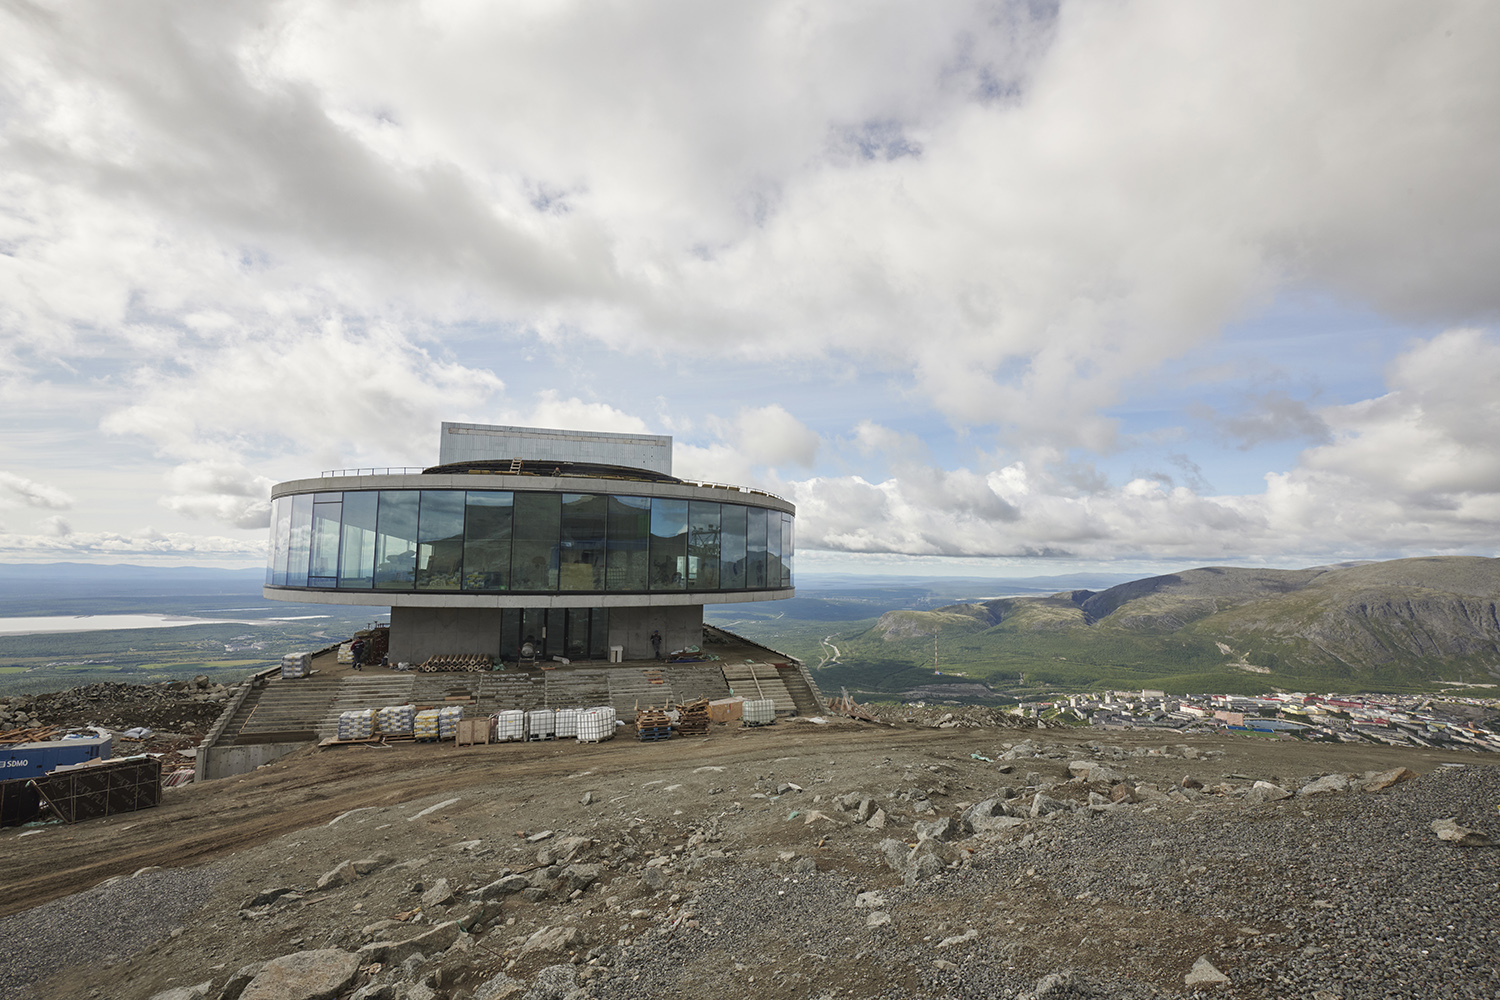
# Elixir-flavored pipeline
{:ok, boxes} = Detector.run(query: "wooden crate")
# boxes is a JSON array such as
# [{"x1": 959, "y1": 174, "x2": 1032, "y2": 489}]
[{"x1": 455, "y1": 718, "x2": 491, "y2": 747}]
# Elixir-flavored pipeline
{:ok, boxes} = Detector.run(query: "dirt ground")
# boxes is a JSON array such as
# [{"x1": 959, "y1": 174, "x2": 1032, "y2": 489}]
[{"x1": 4, "y1": 719, "x2": 1496, "y2": 1000}]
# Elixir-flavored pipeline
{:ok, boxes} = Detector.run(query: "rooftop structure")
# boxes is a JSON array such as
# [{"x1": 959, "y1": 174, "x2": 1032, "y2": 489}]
[{"x1": 263, "y1": 423, "x2": 795, "y2": 665}]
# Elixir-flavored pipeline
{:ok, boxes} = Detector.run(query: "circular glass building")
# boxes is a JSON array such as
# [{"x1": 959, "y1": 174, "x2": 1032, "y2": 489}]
[{"x1": 263, "y1": 423, "x2": 794, "y2": 665}]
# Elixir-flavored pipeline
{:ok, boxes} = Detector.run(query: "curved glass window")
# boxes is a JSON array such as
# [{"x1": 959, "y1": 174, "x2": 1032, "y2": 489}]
[
  {"x1": 649, "y1": 499, "x2": 688, "y2": 590},
  {"x1": 687, "y1": 501, "x2": 720, "y2": 589},
  {"x1": 783, "y1": 513, "x2": 794, "y2": 588},
  {"x1": 746, "y1": 506, "x2": 768, "y2": 588},
  {"x1": 560, "y1": 494, "x2": 607, "y2": 591},
  {"x1": 512, "y1": 492, "x2": 560, "y2": 590},
  {"x1": 416, "y1": 491, "x2": 465, "y2": 590},
  {"x1": 606, "y1": 495, "x2": 650, "y2": 591},
  {"x1": 268, "y1": 496, "x2": 292, "y2": 586},
  {"x1": 462, "y1": 491, "x2": 513, "y2": 590},
  {"x1": 767, "y1": 508, "x2": 783, "y2": 589},
  {"x1": 309, "y1": 494, "x2": 342, "y2": 587},
  {"x1": 339, "y1": 491, "x2": 378, "y2": 588},
  {"x1": 269, "y1": 487, "x2": 791, "y2": 595},
  {"x1": 720, "y1": 504, "x2": 746, "y2": 589},
  {"x1": 286, "y1": 494, "x2": 314, "y2": 588},
  {"x1": 374, "y1": 491, "x2": 419, "y2": 589}
]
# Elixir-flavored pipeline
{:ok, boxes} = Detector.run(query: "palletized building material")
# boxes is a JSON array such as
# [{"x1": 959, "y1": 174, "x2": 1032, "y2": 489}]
[
  {"x1": 494, "y1": 710, "x2": 527, "y2": 742},
  {"x1": 438, "y1": 706, "x2": 464, "y2": 740},
  {"x1": 281, "y1": 652, "x2": 312, "y2": 679},
  {"x1": 378, "y1": 704, "x2": 416, "y2": 736},
  {"x1": 527, "y1": 708, "x2": 556, "y2": 740},
  {"x1": 576, "y1": 706, "x2": 616, "y2": 742},
  {"x1": 337, "y1": 709, "x2": 375, "y2": 739},
  {"x1": 413, "y1": 709, "x2": 441, "y2": 740},
  {"x1": 741, "y1": 698, "x2": 776, "y2": 726},
  {"x1": 553, "y1": 708, "x2": 580, "y2": 739},
  {"x1": 708, "y1": 697, "x2": 744, "y2": 723}
]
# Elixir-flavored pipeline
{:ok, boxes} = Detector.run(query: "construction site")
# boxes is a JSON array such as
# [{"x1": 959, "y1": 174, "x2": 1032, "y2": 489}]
[{"x1": 195, "y1": 623, "x2": 825, "y2": 781}]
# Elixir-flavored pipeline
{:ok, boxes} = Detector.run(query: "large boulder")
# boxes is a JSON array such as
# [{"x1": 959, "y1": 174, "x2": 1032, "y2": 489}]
[
  {"x1": 239, "y1": 949, "x2": 361, "y2": 1000},
  {"x1": 1299, "y1": 774, "x2": 1350, "y2": 796}
]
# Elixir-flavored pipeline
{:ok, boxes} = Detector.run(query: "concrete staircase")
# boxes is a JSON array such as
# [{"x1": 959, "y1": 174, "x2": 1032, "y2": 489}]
[
  {"x1": 314, "y1": 675, "x2": 415, "y2": 741},
  {"x1": 232, "y1": 675, "x2": 345, "y2": 745},
  {"x1": 542, "y1": 669, "x2": 612, "y2": 709},
  {"x1": 718, "y1": 662, "x2": 823, "y2": 715},
  {"x1": 661, "y1": 665, "x2": 733, "y2": 704}
]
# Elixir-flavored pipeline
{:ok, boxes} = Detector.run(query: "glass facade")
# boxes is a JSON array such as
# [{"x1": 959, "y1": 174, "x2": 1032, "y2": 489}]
[{"x1": 267, "y1": 488, "x2": 793, "y2": 595}]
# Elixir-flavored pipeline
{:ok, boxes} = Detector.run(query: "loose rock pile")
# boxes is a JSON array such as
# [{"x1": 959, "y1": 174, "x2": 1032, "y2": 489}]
[{"x1": 0, "y1": 677, "x2": 231, "y2": 739}]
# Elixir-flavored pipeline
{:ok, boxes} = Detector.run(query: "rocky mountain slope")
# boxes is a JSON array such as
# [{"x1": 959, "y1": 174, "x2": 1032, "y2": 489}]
[
  {"x1": 848, "y1": 557, "x2": 1500, "y2": 693},
  {"x1": 2, "y1": 722, "x2": 1494, "y2": 1000}
]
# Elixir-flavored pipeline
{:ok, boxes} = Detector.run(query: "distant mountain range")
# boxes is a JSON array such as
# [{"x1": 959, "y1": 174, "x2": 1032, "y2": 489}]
[{"x1": 826, "y1": 557, "x2": 1500, "y2": 695}]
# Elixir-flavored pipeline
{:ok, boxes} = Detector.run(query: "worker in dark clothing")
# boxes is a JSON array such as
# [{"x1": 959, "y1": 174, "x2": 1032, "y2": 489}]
[
  {"x1": 351, "y1": 637, "x2": 366, "y2": 671},
  {"x1": 650, "y1": 629, "x2": 663, "y2": 660}
]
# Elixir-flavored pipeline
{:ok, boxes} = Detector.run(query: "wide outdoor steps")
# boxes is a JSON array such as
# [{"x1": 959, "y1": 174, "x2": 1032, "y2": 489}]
[
  {"x1": 315, "y1": 675, "x2": 416, "y2": 741},
  {"x1": 217, "y1": 661, "x2": 807, "y2": 747}
]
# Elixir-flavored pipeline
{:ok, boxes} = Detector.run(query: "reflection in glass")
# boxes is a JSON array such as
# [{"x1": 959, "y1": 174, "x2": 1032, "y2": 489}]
[
  {"x1": 650, "y1": 498, "x2": 688, "y2": 590},
  {"x1": 416, "y1": 491, "x2": 465, "y2": 590},
  {"x1": 606, "y1": 496, "x2": 650, "y2": 591},
  {"x1": 374, "y1": 491, "x2": 419, "y2": 589},
  {"x1": 269, "y1": 497, "x2": 292, "y2": 586},
  {"x1": 719, "y1": 504, "x2": 747, "y2": 589},
  {"x1": 560, "y1": 494, "x2": 607, "y2": 591},
  {"x1": 589, "y1": 607, "x2": 610, "y2": 659},
  {"x1": 512, "y1": 492, "x2": 560, "y2": 590},
  {"x1": 566, "y1": 607, "x2": 590, "y2": 658},
  {"x1": 462, "y1": 492, "x2": 513, "y2": 590},
  {"x1": 272, "y1": 487, "x2": 793, "y2": 595},
  {"x1": 309, "y1": 497, "x2": 342, "y2": 585},
  {"x1": 339, "y1": 492, "x2": 378, "y2": 588},
  {"x1": 767, "y1": 507, "x2": 782, "y2": 589},
  {"x1": 287, "y1": 494, "x2": 315, "y2": 587},
  {"x1": 687, "y1": 501, "x2": 721, "y2": 589},
  {"x1": 746, "y1": 506, "x2": 768, "y2": 588},
  {"x1": 783, "y1": 513, "x2": 794, "y2": 588}
]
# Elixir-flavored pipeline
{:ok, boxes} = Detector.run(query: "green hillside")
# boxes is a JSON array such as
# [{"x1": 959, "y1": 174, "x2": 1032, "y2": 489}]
[{"x1": 799, "y1": 557, "x2": 1500, "y2": 700}]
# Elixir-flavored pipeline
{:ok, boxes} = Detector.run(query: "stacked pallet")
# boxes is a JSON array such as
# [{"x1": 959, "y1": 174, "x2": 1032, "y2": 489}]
[
  {"x1": 0, "y1": 726, "x2": 59, "y2": 745},
  {"x1": 418, "y1": 654, "x2": 494, "y2": 673},
  {"x1": 378, "y1": 704, "x2": 416, "y2": 736},
  {"x1": 674, "y1": 698, "x2": 711, "y2": 737},
  {"x1": 437, "y1": 705, "x2": 463, "y2": 740},
  {"x1": 413, "y1": 709, "x2": 441, "y2": 741},
  {"x1": 635, "y1": 707, "x2": 673, "y2": 742},
  {"x1": 337, "y1": 709, "x2": 375, "y2": 739}
]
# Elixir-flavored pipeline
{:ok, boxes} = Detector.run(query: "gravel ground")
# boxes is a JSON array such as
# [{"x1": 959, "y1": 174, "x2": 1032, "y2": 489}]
[
  {"x1": 7, "y1": 724, "x2": 1497, "y2": 1000},
  {"x1": 0, "y1": 863, "x2": 228, "y2": 1000}
]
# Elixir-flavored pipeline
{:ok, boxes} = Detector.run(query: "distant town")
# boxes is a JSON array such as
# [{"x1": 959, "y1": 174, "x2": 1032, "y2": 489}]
[{"x1": 999, "y1": 689, "x2": 1500, "y2": 752}]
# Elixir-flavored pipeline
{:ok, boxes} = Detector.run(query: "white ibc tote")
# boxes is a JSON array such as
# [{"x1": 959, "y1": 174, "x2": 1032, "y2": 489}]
[
  {"x1": 494, "y1": 710, "x2": 526, "y2": 741},
  {"x1": 553, "y1": 708, "x2": 580, "y2": 739},
  {"x1": 576, "y1": 706, "x2": 616, "y2": 742},
  {"x1": 527, "y1": 708, "x2": 556, "y2": 739},
  {"x1": 741, "y1": 698, "x2": 776, "y2": 725}
]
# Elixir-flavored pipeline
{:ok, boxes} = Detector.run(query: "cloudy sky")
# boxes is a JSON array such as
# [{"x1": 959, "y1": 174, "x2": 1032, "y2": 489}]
[{"x1": 2, "y1": 0, "x2": 1498, "y2": 577}]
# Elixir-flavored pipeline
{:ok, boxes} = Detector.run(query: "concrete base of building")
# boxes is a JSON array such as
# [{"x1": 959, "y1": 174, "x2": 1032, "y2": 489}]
[
  {"x1": 197, "y1": 741, "x2": 306, "y2": 781},
  {"x1": 387, "y1": 604, "x2": 705, "y2": 666}
]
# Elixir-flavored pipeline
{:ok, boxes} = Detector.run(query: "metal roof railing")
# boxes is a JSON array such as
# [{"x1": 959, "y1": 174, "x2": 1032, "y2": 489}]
[{"x1": 321, "y1": 467, "x2": 425, "y2": 477}]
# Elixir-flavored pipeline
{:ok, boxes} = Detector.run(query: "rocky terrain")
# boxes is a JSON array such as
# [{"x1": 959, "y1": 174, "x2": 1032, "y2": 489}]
[
  {"x1": 0, "y1": 678, "x2": 231, "y2": 739},
  {"x1": 2, "y1": 713, "x2": 1496, "y2": 1000}
]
